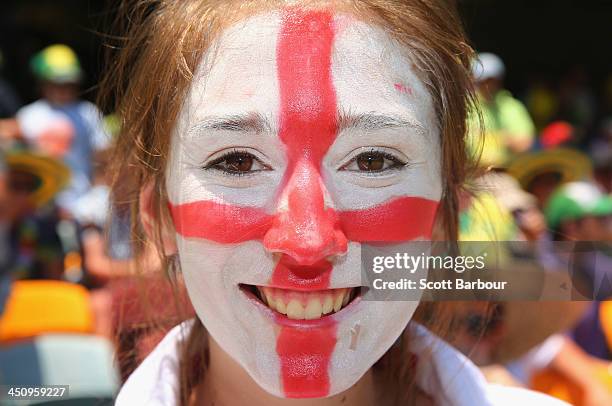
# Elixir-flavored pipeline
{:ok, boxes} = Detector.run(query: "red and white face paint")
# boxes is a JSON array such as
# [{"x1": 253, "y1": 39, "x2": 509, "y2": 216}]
[{"x1": 166, "y1": 9, "x2": 441, "y2": 399}]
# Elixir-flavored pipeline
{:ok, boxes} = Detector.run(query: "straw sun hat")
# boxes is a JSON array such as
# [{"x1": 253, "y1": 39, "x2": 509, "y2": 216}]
[
  {"x1": 5, "y1": 150, "x2": 69, "y2": 208},
  {"x1": 506, "y1": 148, "x2": 592, "y2": 191}
]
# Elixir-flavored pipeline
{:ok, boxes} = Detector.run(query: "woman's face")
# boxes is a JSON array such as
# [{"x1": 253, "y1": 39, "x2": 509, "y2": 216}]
[{"x1": 166, "y1": 9, "x2": 442, "y2": 399}]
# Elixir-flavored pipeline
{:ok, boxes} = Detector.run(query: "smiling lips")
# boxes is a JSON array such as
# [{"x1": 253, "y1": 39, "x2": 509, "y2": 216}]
[{"x1": 254, "y1": 286, "x2": 356, "y2": 320}]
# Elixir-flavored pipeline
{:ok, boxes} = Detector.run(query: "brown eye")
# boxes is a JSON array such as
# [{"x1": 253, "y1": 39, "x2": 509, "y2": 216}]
[
  {"x1": 344, "y1": 150, "x2": 405, "y2": 173},
  {"x1": 357, "y1": 153, "x2": 385, "y2": 171},
  {"x1": 224, "y1": 153, "x2": 253, "y2": 172},
  {"x1": 207, "y1": 151, "x2": 269, "y2": 175}
]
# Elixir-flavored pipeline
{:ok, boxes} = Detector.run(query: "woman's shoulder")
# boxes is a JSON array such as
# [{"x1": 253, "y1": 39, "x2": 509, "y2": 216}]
[
  {"x1": 115, "y1": 321, "x2": 194, "y2": 406},
  {"x1": 408, "y1": 323, "x2": 569, "y2": 406}
]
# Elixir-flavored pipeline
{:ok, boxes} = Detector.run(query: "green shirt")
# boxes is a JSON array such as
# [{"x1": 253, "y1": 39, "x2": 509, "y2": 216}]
[{"x1": 468, "y1": 90, "x2": 535, "y2": 167}]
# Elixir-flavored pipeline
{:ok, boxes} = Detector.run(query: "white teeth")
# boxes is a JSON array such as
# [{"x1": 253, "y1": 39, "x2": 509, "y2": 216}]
[
  {"x1": 262, "y1": 287, "x2": 274, "y2": 308},
  {"x1": 304, "y1": 298, "x2": 323, "y2": 320},
  {"x1": 322, "y1": 295, "x2": 334, "y2": 314},
  {"x1": 333, "y1": 291, "x2": 344, "y2": 312},
  {"x1": 255, "y1": 287, "x2": 354, "y2": 320},
  {"x1": 275, "y1": 298, "x2": 287, "y2": 315},
  {"x1": 342, "y1": 291, "x2": 350, "y2": 307},
  {"x1": 286, "y1": 300, "x2": 304, "y2": 319}
]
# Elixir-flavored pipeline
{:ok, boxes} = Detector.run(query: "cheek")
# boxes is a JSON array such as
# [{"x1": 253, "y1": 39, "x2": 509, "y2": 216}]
[
  {"x1": 177, "y1": 238, "x2": 276, "y2": 287},
  {"x1": 177, "y1": 239, "x2": 285, "y2": 393},
  {"x1": 339, "y1": 197, "x2": 439, "y2": 242},
  {"x1": 176, "y1": 238, "x2": 234, "y2": 298},
  {"x1": 169, "y1": 199, "x2": 273, "y2": 244}
]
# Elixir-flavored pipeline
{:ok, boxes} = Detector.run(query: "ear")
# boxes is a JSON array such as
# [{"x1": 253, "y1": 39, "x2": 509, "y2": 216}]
[{"x1": 139, "y1": 180, "x2": 178, "y2": 256}]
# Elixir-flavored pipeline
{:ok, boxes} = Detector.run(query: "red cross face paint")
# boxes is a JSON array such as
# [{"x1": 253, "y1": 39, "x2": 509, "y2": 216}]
[{"x1": 167, "y1": 9, "x2": 442, "y2": 399}]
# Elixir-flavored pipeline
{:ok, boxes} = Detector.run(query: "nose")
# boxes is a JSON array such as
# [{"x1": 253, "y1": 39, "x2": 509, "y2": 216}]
[{"x1": 263, "y1": 160, "x2": 347, "y2": 265}]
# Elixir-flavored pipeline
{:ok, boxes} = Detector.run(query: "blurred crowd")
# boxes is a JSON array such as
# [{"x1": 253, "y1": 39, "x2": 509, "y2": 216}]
[
  {"x1": 0, "y1": 44, "x2": 610, "y2": 405},
  {"x1": 453, "y1": 53, "x2": 612, "y2": 406},
  {"x1": 0, "y1": 44, "x2": 177, "y2": 404}
]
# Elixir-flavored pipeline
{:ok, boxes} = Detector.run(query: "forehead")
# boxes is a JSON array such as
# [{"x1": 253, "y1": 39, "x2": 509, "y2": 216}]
[{"x1": 179, "y1": 10, "x2": 436, "y2": 136}]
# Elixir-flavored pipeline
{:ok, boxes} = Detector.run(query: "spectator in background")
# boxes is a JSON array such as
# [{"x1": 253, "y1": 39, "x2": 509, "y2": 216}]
[
  {"x1": 507, "y1": 147, "x2": 592, "y2": 209},
  {"x1": 513, "y1": 182, "x2": 612, "y2": 406},
  {"x1": 543, "y1": 181, "x2": 612, "y2": 289},
  {"x1": 468, "y1": 52, "x2": 535, "y2": 168},
  {"x1": 2, "y1": 149, "x2": 69, "y2": 281},
  {"x1": 481, "y1": 172, "x2": 547, "y2": 244},
  {"x1": 74, "y1": 149, "x2": 142, "y2": 285},
  {"x1": 545, "y1": 182, "x2": 612, "y2": 240},
  {"x1": 16, "y1": 44, "x2": 110, "y2": 216}
]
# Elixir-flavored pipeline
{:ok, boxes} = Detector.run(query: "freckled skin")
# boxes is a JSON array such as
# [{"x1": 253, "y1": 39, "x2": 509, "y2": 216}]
[{"x1": 166, "y1": 8, "x2": 442, "y2": 399}]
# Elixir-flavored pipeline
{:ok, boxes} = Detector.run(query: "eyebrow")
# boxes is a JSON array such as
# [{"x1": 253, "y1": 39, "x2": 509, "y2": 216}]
[
  {"x1": 186, "y1": 112, "x2": 273, "y2": 138},
  {"x1": 337, "y1": 111, "x2": 425, "y2": 134},
  {"x1": 187, "y1": 111, "x2": 424, "y2": 137}
]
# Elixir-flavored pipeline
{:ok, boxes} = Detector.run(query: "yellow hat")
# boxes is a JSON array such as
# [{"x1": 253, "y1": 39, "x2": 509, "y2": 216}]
[
  {"x1": 6, "y1": 151, "x2": 69, "y2": 208},
  {"x1": 30, "y1": 44, "x2": 82, "y2": 83},
  {"x1": 507, "y1": 148, "x2": 592, "y2": 190}
]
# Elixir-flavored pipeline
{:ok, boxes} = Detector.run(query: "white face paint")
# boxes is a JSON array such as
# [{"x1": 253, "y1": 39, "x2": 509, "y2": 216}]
[{"x1": 166, "y1": 9, "x2": 442, "y2": 399}]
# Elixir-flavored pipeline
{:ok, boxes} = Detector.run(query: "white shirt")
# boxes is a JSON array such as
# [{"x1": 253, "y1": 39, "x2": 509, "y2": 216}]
[
  {"x1": 116, "y1": 320, "x2": 568, "y2": 406},
  {"x1": 17, "y1": 99, "x2": 110, "y2": 214}
]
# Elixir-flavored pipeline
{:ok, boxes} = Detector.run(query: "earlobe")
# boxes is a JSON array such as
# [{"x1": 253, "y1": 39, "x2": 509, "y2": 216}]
[{"x1": 139, "y1": 180, "x2": 178, "y2": 256}]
